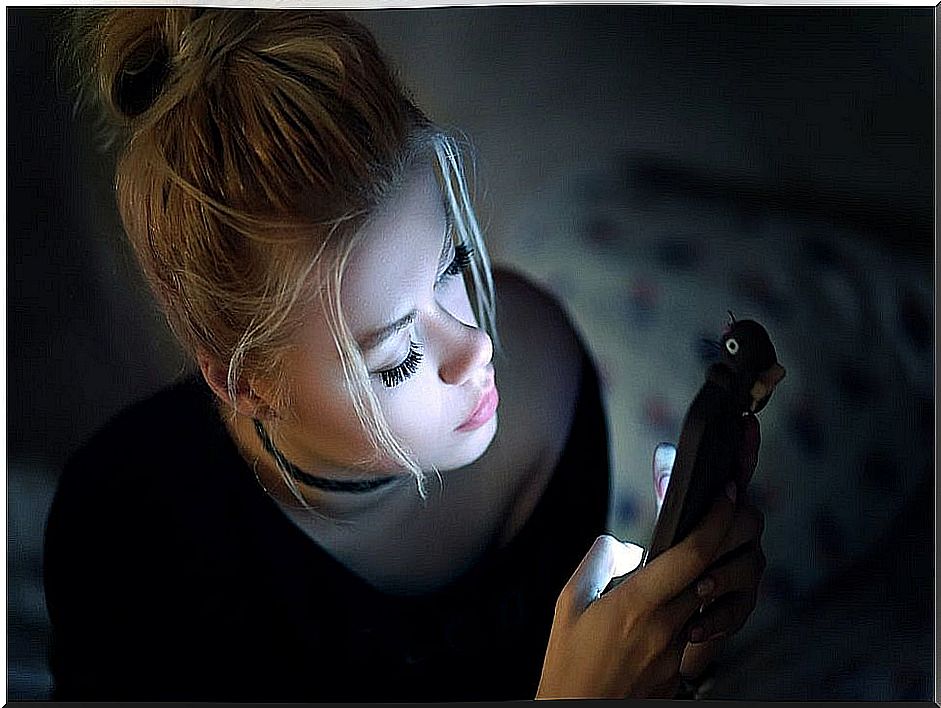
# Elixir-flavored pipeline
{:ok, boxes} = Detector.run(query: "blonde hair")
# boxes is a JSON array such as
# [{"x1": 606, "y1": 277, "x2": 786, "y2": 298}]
[{"x1": 68, "y1": 8, "x2": 498, "y2": 500}]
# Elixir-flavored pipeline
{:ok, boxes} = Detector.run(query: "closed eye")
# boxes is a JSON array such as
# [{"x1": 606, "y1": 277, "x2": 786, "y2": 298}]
[
  {"x1": 377, "y1": 341, "x2": 424, "y2": 388},
  {"x1": 436, "y1": 242, "x2": 474, "y2": 285}
]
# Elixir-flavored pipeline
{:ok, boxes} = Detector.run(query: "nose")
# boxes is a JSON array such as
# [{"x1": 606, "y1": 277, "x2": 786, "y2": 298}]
[{"x1": 437, "y1": 317, "x2": 493, "y2": 386}]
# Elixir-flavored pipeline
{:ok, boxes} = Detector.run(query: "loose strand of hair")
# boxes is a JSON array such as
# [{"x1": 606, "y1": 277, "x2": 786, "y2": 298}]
[
  {"x1": 432, "y1": 135, "x2": 500, "y2": 353},
  {"x1": 321, "y1": 244, "x2": 429, "y2": 499}
]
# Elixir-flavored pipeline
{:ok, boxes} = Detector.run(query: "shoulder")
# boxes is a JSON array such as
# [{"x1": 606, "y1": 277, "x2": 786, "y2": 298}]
[
  {"x1": 493, "y1": 267, "x2": 584, "y2": 370},
  {"x1": 43, "y1": 374, "x2": 255, "y2": 647},
  {"x1": 58, "y1": 375, "x2": 215, "y2": 493},
  {"x1": 491, "y1": 267, "x2": 585, "y2": 462},
  {"x1": 46, "y1": 375, "x2": 234, "y2": 563}
]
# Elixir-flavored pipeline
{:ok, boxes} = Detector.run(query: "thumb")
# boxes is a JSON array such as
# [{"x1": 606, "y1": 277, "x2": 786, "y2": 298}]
[
  {"x1": 647, "y1": 484, "x2": 738, "y2": 600},
  {"x1": 564, "y1": 535, "x2": 645, "y2": 614},
  {"x1": 654, "y1": 443, "x2": 676, "y2": 513}
]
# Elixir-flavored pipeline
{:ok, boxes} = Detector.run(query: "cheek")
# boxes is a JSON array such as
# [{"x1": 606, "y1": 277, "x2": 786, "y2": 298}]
[
  {"x1": 379, "y1": 374, "x2": 450, "y2": 442},
  {"x1": 287, "y1": 353, "x2": 378, "y2": 455},
  {"x1": 294, "y1": 383, "x2": 376, "y2": 457},
  {"x1": 444, "y1": 279, "x2": 478, "y2": 327}
]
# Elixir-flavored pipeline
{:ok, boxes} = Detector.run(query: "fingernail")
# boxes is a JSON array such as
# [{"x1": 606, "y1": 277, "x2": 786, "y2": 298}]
[
  {"x1": 725, "y1": 481, "x2": 737, "y2": 502},
  {"x1": 690, "y1": 626, "x2": 704, "y2": 643},
  {"x1": 696, "y1": 577, "x2": 714, "y2": 598}
]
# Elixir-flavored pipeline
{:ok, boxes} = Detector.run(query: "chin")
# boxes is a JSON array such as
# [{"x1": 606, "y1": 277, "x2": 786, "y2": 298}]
[{"x1": 441, "y1": 413, "x2": 499, "y2": 471}]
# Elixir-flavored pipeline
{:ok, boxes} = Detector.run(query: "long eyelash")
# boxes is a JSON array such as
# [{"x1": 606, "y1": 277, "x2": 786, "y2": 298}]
[
  {"x1": 440, "y1": 242, "x2": 474, "y2": 281},
  {"x1": 378, "y1": 341, "x2": 424, "y2": 388}
]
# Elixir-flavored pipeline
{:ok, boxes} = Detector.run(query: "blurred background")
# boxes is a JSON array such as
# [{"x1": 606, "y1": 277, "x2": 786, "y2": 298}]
[{"x1": 8, "y1": 5, "x2": 934, "y2": 701}]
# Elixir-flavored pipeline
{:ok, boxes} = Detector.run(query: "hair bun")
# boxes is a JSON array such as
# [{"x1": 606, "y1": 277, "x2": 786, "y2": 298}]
[{"x1": 113, "y1": 34, "x2": 171, "y2": 118}]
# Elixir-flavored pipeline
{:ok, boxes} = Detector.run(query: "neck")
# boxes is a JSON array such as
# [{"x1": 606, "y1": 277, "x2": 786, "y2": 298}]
[
  {"x1": 252, "y1": 418, "x2": 398, "y2": 494},
  {"x1": 220, "y1": 410, "x2": 405, "y2": 514}
]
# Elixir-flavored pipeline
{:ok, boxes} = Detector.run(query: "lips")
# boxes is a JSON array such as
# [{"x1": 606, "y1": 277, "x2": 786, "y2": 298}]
[{"x1": 456, "y1": 383, "x2": 500, "y2": 432}]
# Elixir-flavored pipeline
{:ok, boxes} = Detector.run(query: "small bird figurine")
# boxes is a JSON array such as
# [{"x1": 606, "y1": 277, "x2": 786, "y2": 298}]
[{"x1": 645, "y1": 312, "x2": 785, "y2": 564}]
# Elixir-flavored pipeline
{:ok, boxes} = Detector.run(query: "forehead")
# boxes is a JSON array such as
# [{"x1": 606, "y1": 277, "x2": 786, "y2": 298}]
[{"x1": 340, "y1": 165, "x2": 447, "y2": 327}]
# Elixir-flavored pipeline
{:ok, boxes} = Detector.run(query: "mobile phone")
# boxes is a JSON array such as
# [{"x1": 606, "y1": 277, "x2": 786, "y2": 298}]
[
  {"x1": 645, "y1": 317, "x2": 783, "y2": 565},
  {"x1": 644, "y1": 378, "x2": 749, "y2": 564},
  {"x1": 603, "y1": 316, "x2": 783, "y2": 593}
]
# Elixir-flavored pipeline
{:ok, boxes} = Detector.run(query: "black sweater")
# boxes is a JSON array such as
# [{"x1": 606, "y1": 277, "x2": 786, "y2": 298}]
[{"x1": 44, "y1": 354, "x2": 610, "y2": 701}]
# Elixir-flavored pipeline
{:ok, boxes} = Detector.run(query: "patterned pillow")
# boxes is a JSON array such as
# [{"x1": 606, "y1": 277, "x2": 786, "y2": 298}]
[{"x1": 491, "y1": 155, "x2": 932, "y2": 642}]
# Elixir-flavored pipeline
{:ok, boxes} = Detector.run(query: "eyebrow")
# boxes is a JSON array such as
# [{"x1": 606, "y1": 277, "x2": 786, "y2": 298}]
[
  {"x1": 357, "y1": 310, "x2": 417, "y2": 352},
  {"x1": 357, "y1": 211, "x2": 455, "y2": 353}
]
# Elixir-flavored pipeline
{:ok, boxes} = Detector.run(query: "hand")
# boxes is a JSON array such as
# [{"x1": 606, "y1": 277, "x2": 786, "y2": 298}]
[
  {"x1": 654, "y1": 414, "x2": 766, "y2": 683},
  {"x1": 536, "y1": 485, "x2": 739, "y2": 699}
]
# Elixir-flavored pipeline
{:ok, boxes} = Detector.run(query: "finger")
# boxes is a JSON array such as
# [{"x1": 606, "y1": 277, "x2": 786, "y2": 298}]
[
  {"x1": 680, "y1": 635, "x2": 727, "y2": 680},
  {"x1": 656, "y1": 583, "x2": 719, "y2": 655},
  {"x1": 738, "y1": 414, "x2": 761, "y2": 490},
  {"x1": 661, "y1": 581, "x2": 707, "y2": 635},
  {"x1": 642, "y1": 483, "x2": 738, "y2": 602},
  {"x1": 686, "y1": 590, "x2": 757, "y2": 644},
  {"x1": 712, "y1": 503, "x2": 765, "y2": 561},
  {"x1": 696, "y1": 544, "x2": 766, "y2": 602},
  {"x1": 653, "y1": 443, "x2": 675, "y2": 513},
  {"x1": 560, "y1": 535, "x2": 644, "y2": 616}
]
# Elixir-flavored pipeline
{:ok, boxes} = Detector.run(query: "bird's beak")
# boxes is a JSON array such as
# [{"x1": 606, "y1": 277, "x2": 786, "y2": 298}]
[{"x1": 749, "y1": 362, "x2": 786, "y2": 412}]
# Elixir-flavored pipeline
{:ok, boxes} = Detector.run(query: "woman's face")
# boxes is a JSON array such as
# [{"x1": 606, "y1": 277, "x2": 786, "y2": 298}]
[{"x1": 270, "y1": 164, "x2": 498, "y2": 478}]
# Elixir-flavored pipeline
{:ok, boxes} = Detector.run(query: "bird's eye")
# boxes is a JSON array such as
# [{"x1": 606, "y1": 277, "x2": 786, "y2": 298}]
[{"x1": 725, "y1": 338, "x2": 739, "y2": 355}]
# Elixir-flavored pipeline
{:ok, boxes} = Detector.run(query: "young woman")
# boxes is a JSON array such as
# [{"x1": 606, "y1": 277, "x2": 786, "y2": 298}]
[{"x1": 44, "y1": 8, "x2": 766, "y2": 701}]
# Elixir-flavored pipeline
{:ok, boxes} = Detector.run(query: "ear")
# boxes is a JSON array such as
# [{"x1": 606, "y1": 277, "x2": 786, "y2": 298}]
[{"x1": 196, "y1": 351, "x2": 277, "y2": 420}]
